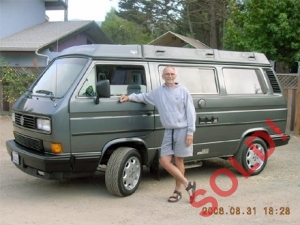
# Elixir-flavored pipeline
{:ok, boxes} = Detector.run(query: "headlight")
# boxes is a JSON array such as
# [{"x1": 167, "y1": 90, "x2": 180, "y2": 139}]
[
  {"x1": 37, "y1": 118, "x2": 51, "y2": 132},
  {"x1": 11, "y1": 112, "x2": 15, "y2": 122}
]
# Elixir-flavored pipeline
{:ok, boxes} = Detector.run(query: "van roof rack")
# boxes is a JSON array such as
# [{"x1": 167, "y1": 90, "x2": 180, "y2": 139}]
[{"x1": 60, "y1": 44, "x2": 270, "y2": 65}]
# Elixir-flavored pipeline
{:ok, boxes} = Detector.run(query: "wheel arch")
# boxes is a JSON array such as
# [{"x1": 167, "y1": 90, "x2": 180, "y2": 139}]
[
  {"x1": 235, "y1": 128, "x2": 271, "y2": 154},
  {"x1": 99, "y1": 138, "x2": 148, "y2": 165}
]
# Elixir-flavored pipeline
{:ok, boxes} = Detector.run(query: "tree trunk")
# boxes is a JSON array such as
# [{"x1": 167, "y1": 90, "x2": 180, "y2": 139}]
[
  {"x1": 186, "y1": 4, "x2": 194, "y2": 38},
  {"x1": 209, "y1": 0, "x2": 218, "y2": 48}
]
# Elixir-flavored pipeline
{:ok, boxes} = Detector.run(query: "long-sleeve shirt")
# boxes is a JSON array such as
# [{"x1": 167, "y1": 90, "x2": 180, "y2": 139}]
[{"x1": 128, "y1": 83, "x2": 196, "y2": 136}]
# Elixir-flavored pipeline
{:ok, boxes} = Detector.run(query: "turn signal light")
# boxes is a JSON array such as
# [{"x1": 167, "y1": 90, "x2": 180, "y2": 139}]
[{"x1": 51, "y1": 143, "x2": 63, "y2": 154}]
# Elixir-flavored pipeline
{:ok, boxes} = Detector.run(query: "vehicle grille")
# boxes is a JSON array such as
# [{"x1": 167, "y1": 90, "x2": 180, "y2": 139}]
[
  {"x1": 14, "y1": 132, "x2": 44, "y2": 152},
  {"x1": 15, "y1": 113, "x2": 36, "y2": 129}
]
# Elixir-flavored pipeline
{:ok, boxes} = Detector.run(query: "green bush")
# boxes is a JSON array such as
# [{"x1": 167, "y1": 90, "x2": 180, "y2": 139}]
[{"x1": 0, "y1": 59, "x2": 37, "y2": 103}]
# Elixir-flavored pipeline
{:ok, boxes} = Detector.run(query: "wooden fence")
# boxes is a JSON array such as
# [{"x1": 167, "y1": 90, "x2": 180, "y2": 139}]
[
  {"x1": 279, "y1": 74, "x2": 300, "y2": 135},
  {"x1": 0, "y1": 66, "x2": 44, "y2": 114},
  {"x1": 1, "y1": 74, "x2": 299, "y2": 135},
  {"x1": 0, "y1": 80, "x2": 11, "y2": 114}
]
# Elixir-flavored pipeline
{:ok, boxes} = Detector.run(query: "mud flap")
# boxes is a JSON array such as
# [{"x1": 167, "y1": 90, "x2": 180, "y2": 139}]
[{"x1": 150, "y1": 149, "x2": 160, "y2": 181}]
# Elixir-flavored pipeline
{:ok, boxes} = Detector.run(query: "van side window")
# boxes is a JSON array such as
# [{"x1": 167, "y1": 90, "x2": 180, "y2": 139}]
[
  {"x1": 159, "y1": 66, "x2": 218, "y2": 94},
  {"x1": 79, "y1": 65, "x2": 147, "y2": 97},
  {"x1": 78, "y1": 67, "x2": 96, "y2": 97},
  {"x1": 223, "y1": 68, "x2": 268, "y2": 94}
]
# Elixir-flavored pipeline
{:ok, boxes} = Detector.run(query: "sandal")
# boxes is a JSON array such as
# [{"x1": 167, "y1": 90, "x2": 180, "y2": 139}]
[
  {"x1": 168, "y1": 190, "x2": 182, "y2": 203},
  {"x1": 186, "y1": 181, "x2": 196, "y2": 203}
]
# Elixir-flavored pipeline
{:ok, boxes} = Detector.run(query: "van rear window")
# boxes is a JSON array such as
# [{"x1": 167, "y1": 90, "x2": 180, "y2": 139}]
[{"x1": 223, "y1": 68, "x2": 268, "y2": 94}]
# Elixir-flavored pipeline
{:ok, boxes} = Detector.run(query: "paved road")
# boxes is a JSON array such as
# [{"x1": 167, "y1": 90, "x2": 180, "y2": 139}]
[{"x1": 0, "y1": 116, "x2": 299, "y2": 225}]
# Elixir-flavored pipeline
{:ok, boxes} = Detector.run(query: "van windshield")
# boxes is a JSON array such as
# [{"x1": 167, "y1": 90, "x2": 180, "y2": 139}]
[{"x1": 32, "y1": 57, "x2": 88, "y2": 98}]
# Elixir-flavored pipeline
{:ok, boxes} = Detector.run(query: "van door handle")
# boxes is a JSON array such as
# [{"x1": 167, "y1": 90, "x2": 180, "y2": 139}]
[
  {"x1": 142, "y1": 111, "x2": 153, "y2": 116},
  {"x1": 207, "y1": 116, "x2": 218, "y2": 123},
  {"x1": 205, "y1": 116, "x2": 218, "y2": 123},
  {"x1": 213, "y1": 116, "x2": 218, "y2": 123},
  {"x1": 199, "y1": 116, "x2": 206, "y2": 124},
  {"x1": 206, "y1": 116, "x2": 213, "y2": 123}
]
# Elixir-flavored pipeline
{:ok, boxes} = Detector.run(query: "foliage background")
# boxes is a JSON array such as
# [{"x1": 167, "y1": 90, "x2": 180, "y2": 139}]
[
  {"x1": 1, "y1": 0, "x2": 299, "y2": 106},
  {"x1": 101, "y1": 0, "x2": 300, "y2": 66},
  {"x1": 0, "y1": 59, "x2": 37, "y2": 103},
  {"x1": 223, "y1": 0, "x2": 300, "y2": 66}
]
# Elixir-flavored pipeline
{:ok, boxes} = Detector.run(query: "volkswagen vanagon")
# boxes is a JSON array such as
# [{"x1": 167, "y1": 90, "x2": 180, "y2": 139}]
[{"x1": 6, "y1": 44, "x2": 290, "y2": 196}]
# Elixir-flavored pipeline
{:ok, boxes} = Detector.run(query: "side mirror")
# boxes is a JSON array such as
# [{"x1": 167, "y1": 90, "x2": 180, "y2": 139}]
[{"x1": 94, "y1": 80, "x2": 110, "y2": 104}]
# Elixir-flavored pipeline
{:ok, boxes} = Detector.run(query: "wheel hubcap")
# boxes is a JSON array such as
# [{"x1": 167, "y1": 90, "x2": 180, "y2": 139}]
[
  {"x1": 246, "y1": 143, "x2": 265, "y2": 171},
  {"x1": 122, "y1": 156, "x2": 141, "y2": 190}
]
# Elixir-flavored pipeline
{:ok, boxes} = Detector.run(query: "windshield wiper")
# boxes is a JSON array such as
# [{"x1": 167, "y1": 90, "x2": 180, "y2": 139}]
[
  {"x1": 35, "y1": 89, "x2": 53, "y2": 95},
  {"x1": 25, "y1": 89, "x2": 33, "y2": 99},
  {"x1": 35, "y1": 90, "x2": 55, "y2": 101}
]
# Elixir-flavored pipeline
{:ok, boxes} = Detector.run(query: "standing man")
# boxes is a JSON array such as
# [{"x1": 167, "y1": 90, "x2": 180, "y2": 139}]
[{"x1": 119, "y1": 66, "x2": 196, "y2": 203}]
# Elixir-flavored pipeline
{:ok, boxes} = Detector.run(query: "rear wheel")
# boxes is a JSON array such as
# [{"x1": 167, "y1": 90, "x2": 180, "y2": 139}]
[
  {"x1": 105, "y1": 147, "x2": 142, "y2": 196},
  {"x1": 234, "y1": 137, "x2": 268, "y2": 176}
]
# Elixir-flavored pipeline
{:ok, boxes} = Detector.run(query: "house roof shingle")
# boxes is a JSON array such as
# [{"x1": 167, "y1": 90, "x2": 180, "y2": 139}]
[{"x1": 0, "y1": 21, "x2": 114, "y2": 51}]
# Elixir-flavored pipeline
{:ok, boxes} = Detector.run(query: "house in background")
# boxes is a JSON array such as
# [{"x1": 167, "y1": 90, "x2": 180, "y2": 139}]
[
  {"x1": 0, "y1": 0, "x2": 114, "y2": 112},
  {"x1": 149, "y1": 31, "x2": 211, "y2": 49},
  {"x1": 0, "y1": 20, "x2": 114, "y2": 67}
]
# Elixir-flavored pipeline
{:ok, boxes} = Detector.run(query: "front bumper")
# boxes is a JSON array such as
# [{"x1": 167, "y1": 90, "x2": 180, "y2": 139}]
[{"x1": 6, "y1": 140, "x2": 99, "y2": 180}]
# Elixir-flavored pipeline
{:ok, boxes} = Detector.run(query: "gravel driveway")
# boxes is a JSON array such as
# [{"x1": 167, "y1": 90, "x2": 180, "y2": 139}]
[{"x1": 0, "y1": 116, "x2": 299, "y2": 225}]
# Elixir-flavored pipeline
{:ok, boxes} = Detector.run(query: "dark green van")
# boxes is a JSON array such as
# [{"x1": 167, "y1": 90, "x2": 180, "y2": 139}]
[{"x1": 6, "y1": 44, "x2": 290, "y2": 196}]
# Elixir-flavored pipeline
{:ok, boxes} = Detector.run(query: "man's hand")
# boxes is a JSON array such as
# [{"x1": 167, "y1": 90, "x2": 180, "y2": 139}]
[
  {"x1": 119, "y1": 95, "x2": 129, "y2": 103},
  {"x1": 186, "y1": 135, "x2": 193, "y2": 146}
]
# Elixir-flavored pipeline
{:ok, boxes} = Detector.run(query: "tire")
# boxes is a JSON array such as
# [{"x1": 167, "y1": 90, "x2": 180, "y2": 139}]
[
  {"x1": 105, "y1": 147, "x2": 142, "y2": 197},
  {"x1": 234, "y1": 137, "x2": 268, "y2": 176}
]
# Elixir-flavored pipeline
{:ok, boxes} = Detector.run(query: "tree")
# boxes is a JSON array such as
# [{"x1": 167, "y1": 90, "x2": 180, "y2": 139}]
[
  {"x1": 224, "y1": 0, "x2": 300, "y2": 65},
  {"x1": 117, "y1": 0, "x2": 184, "y2": 37},
  {"x1": 181, "y1": 0, "x2": 230, "y2": 48},
  {"x1": 117, "y1": 0, "x2": 230, "y2": 49},
  {"x1": 101, "y1": 9, "x2": 153, "y2": 44}
]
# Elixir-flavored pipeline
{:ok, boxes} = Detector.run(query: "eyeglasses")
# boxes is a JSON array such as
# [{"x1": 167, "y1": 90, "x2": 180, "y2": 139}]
[{"x1": 164, "y1": 73, "x2": 176, "y2": 76}]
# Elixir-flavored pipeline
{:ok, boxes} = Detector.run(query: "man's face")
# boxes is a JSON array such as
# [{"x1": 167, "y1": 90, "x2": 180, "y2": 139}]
[{"x1": 162, "y1": 67, "x2": 177, "y2": 86}]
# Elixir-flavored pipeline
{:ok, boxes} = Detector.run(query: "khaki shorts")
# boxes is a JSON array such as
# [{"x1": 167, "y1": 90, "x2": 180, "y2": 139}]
[{"x1": 161, "y1": 128, "x2": 193, "y2": 157}]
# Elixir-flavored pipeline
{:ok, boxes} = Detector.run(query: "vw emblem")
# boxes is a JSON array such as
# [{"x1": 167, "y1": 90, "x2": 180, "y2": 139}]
[{"x1": 20, "y1": 116, "x2": 24, "y2": 126}]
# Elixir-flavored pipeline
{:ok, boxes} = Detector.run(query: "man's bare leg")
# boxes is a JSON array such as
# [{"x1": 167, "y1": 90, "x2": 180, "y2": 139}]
[
  {"x1": 174, "y1": 156, "x2": 185, "y2": 191},
  {"x1": 160, "y1": 155, "x2": 196, "y2": 202},
  {"x1": 160, "y1": 155, "x2": 188, "y2": 185}
]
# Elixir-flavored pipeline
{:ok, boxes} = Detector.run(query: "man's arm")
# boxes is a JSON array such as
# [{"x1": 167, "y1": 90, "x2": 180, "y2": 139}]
[
  {"x1": 119, "y1": 95, "x2": 129, "y2": 102},
  {"x1": 119, "y1": 92, "x2": 156, "y2": 105},
  {"x1": 186, "y1": 93, "x2": 196, "y2": 136}
]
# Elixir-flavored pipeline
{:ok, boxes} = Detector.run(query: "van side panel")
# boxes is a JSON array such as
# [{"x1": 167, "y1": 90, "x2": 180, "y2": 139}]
[
  {"x1": 69, "y1": 62, "x2": 157, "y2": 170},
  {"x1": 151, "y1": 63, "x2": 288, "y2": 162}
]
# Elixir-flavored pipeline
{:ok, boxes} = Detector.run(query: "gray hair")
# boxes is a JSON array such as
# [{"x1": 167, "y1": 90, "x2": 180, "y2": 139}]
[{"x1": 162, "y1": 66, "x2": 176, "y2": 75}]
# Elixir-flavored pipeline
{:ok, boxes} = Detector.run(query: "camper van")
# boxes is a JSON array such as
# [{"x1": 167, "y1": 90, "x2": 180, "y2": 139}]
[{"x1": 6, "y1": 44, "x2": 290, "y2": 197}]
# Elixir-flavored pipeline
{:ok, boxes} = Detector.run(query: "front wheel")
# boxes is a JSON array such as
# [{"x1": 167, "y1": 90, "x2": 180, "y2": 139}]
[
  {"x1": 105, "y1": 147, "x2": 142, "y2": 196},
  {"x1": 234, "y1": 137, "x2": 268, "y2": 176}
]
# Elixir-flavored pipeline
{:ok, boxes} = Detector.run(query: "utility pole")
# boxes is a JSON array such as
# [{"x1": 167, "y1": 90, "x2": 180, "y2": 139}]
[{"x1": 64, "y1": 0, "x2": 68, "y2": 21}]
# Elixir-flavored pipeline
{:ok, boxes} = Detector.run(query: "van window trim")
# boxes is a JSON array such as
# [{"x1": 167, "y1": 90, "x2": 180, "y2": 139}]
[
  {"x1": 75, "y1": 61, "x2": 150, "y2": 98},
  {"x1": 157, "y1": 64, "x2": 220, "y2": 95},
  {"x1": 222, "y1": 66, "x2": 269, "y2": 95}
]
